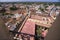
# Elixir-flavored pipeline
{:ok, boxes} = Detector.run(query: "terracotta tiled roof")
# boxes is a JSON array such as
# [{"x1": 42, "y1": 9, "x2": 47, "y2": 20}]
[
  {"x1": 30, "y1": 15, "x2": 54, "y2": 28},
  {"x1": 21, "y1": 19, "x2": 35, "y2": 35}
]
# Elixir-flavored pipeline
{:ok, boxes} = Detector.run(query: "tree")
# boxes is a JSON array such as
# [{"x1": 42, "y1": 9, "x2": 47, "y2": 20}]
[
  {"x1": 10, "y1": 7, "x2": 18, "y2": 11},
  {"x1": 39, "y1": 7, "x2": 44, "y2": 12},
  {"x1": 10, "y1": 5, "x2": 18, "y2": 11}
]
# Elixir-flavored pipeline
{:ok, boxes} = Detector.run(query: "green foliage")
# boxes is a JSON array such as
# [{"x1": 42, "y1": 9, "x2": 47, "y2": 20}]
[
  {"x1": 45, "y1": 5, "x2": 48, "y2": 8},
  {"x1": 36, "y1": 26, "x2": 42, "y2": 36},
  {"x1": 0, "y1": 12, "x2": 9, "y2": 16},
  {"x1": 10, "y1": 7, "x2": 18, "y2": 10},
  {"x1": 54, "y1": 2, "x2": 60, "y2": 6},
  {"x1": 10, "y1": 14, "x2": 14, "y2": 16},
  {"x1": 2, "y1": 13, "x2": 5, "y2": 16},
  {"x1": 39, "y1": 7, "x2": 44, "y2": 12}
]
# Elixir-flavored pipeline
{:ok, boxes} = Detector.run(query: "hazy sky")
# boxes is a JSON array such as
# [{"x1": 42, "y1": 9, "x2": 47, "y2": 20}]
[{"x1": 0, "y1": 0, "x2": 60, "y2": 2}]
